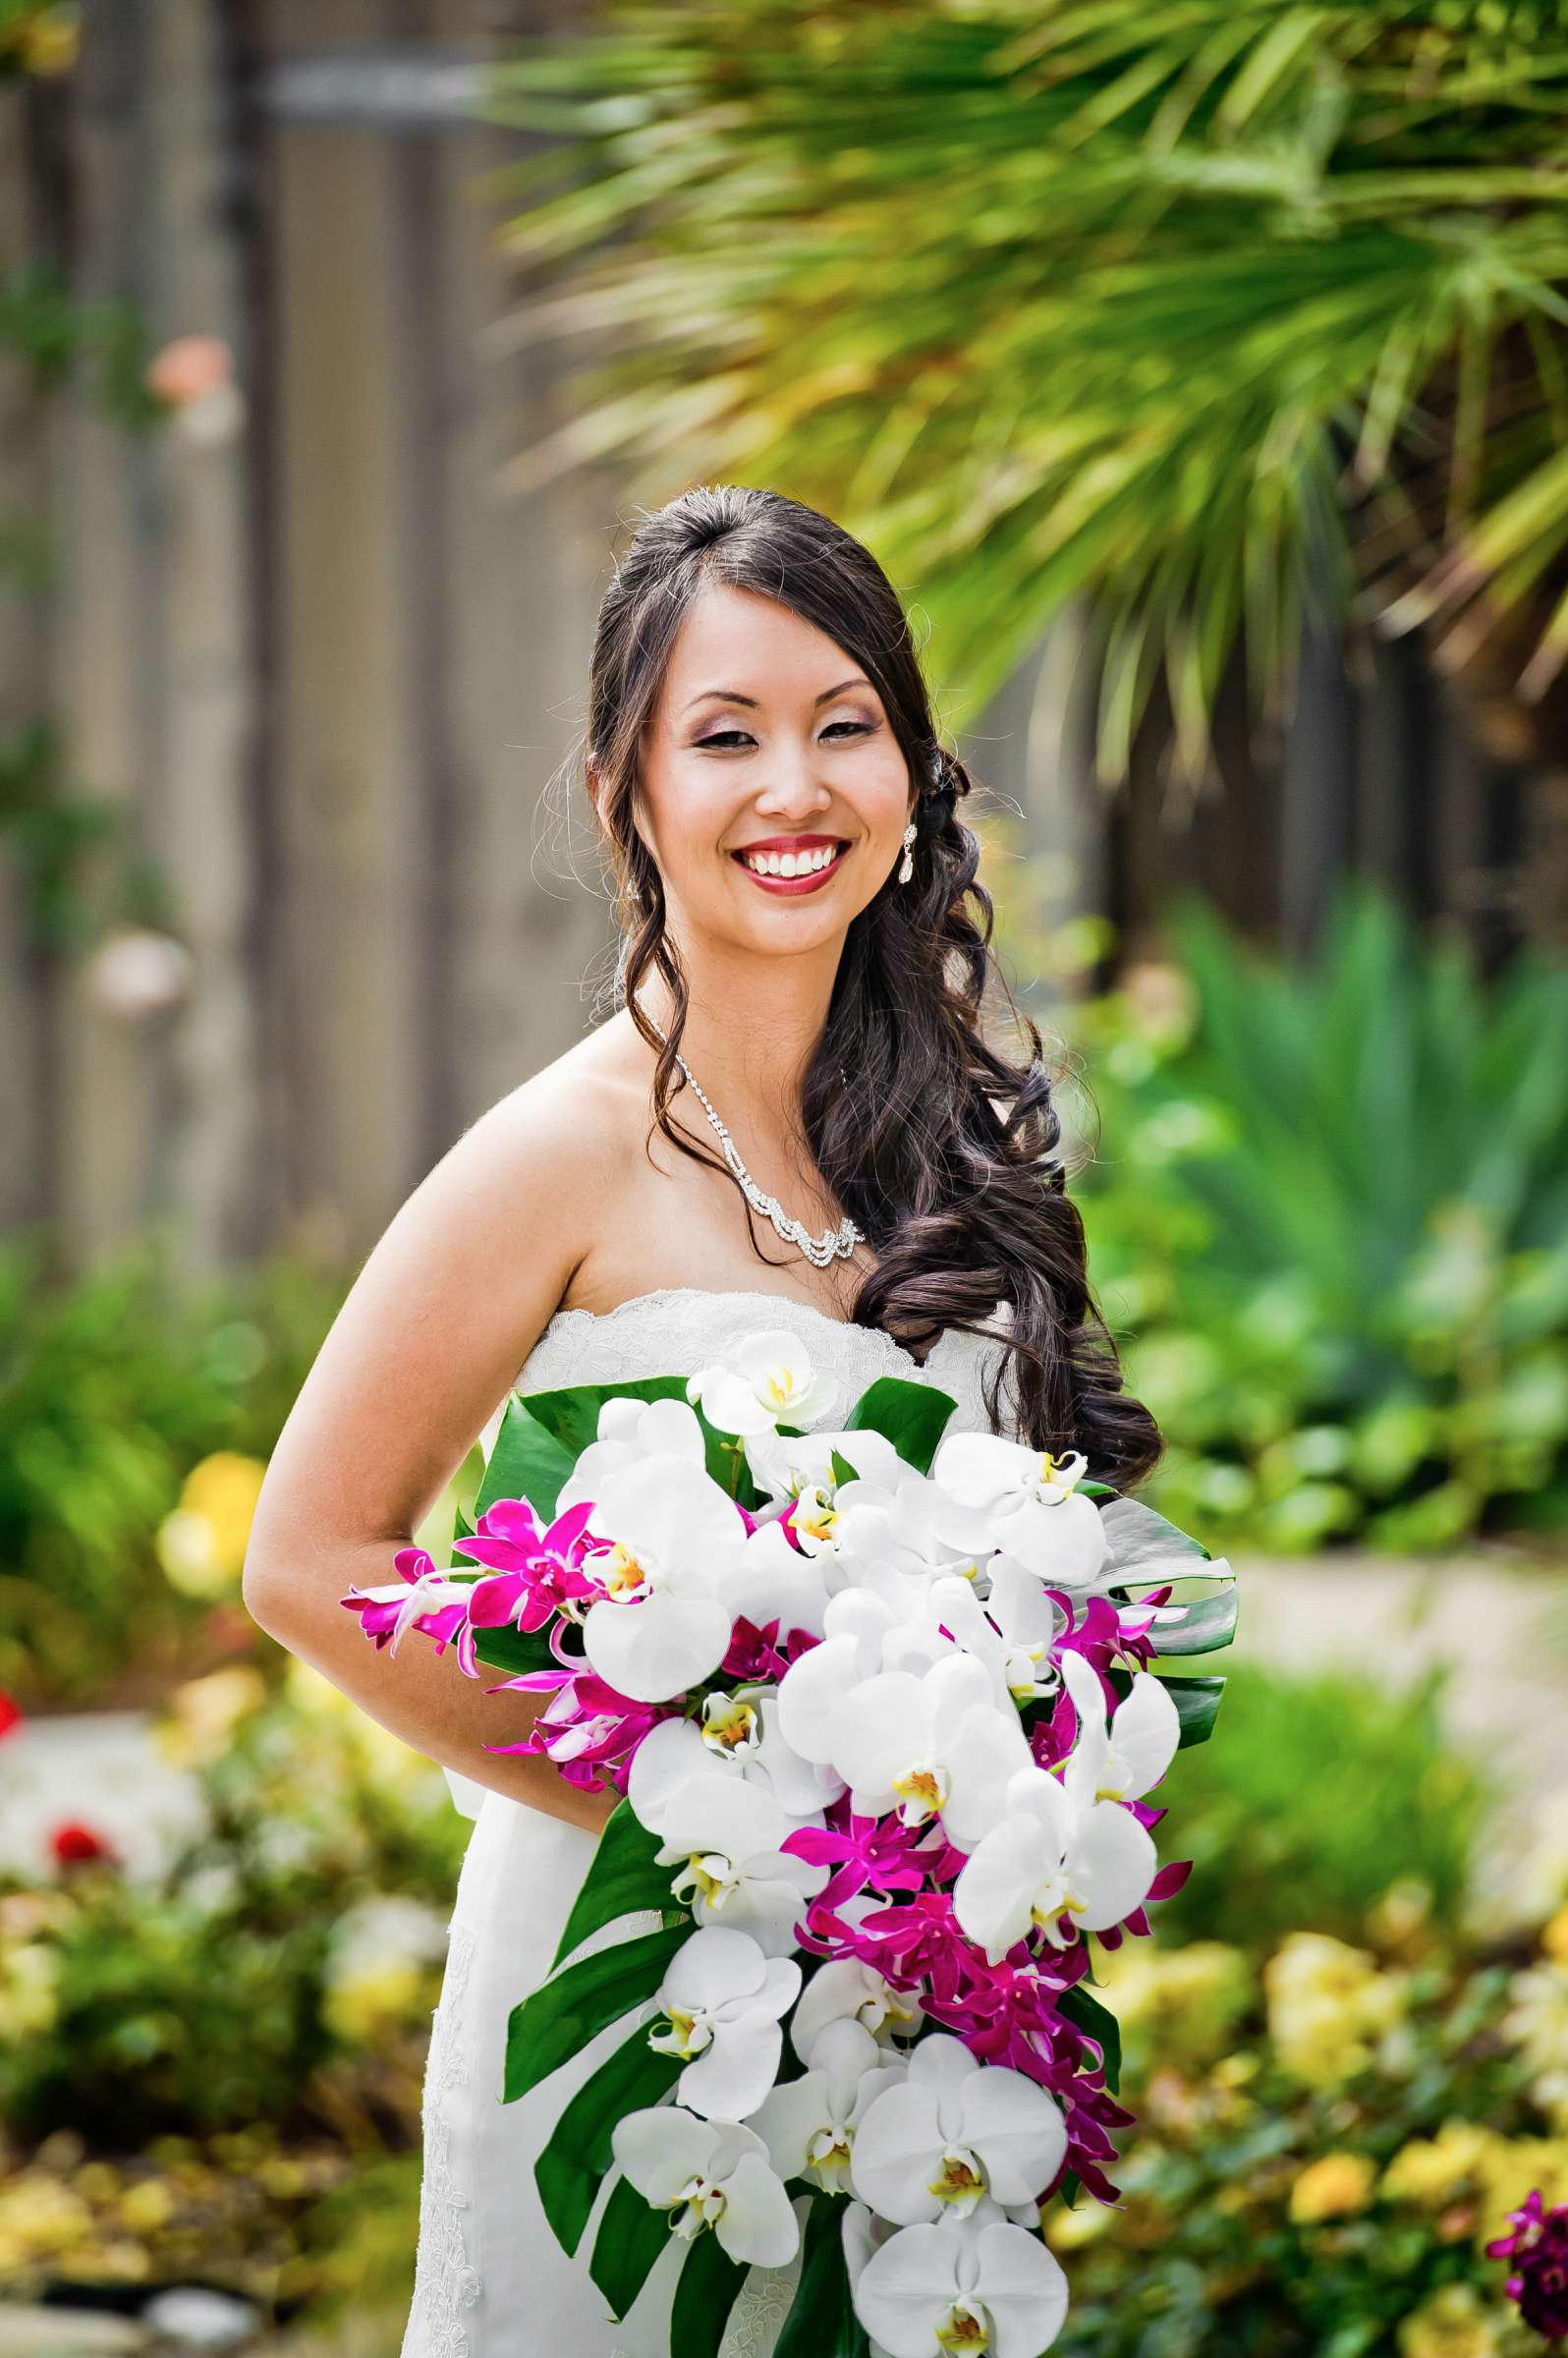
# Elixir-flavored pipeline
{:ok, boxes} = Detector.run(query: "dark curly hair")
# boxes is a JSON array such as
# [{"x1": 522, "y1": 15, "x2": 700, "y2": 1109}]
[{"x1": 580, "y1": 483, "x2": 1163, "y2": 1494}]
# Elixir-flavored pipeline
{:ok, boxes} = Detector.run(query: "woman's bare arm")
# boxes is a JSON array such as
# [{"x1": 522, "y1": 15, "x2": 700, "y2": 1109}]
[{"x1": 241, "y1": 1067, "x2": 619, "y2": 1834}]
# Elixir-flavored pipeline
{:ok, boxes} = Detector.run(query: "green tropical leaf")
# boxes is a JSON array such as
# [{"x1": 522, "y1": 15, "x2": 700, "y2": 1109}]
[
  {"x1": 773, "y1": 2194, "x2": 869, "y2": 2358},
  {"x1": 845, "y1": 1375, "x2": 957, "y2": 1472},
  {"x1": 1162, "y1": 1671, "x2": 1227, "y2": 1749},
  {"x1": 671, "y1": 2224, "x2": 751, "y2": 2358},
  {"x1": 467, "y1": 1620, "x2": 560, "y2": 1678},
  {"x1": 486, "y1": 6, "x2": 1568, "y2": 780},
  {"x1": 1059, "y1": 1981, "x2": 1123, "y2": 2096},
  {"x1": 534, "y1": 2017, "x2": 682, "y2": 2258},
  {"x1": 476, "y1": 1395, "x2": 577, "y2": 1523},
  {"x1": 1099, "y1": 1492, "x2": 1212, "y2": 1569},
  {"x1": 1141, "y1": 1581, "x2": 1239, "y2": 1658},
  {"x1": 505, "y1": 1923, "x2": 690, "y2": 2105},
  {"x1": 552, "y1": 1798, "x2": 677, "y2": 1971},
  {"x1": 589, "y1": 2169, "x2": 671, "y2": 2320}
]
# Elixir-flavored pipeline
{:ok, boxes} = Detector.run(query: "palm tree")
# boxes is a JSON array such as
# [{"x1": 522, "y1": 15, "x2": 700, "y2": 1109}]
[{"x1": 485, "y1": 2, "x2": 1568, "y2": 789}]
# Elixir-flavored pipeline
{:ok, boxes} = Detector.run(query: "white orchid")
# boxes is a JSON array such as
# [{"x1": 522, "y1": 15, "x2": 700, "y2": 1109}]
[
  {"x1": 790, "y1": 1955, "x2": 924, "y2": 2059},
  {"x1": 851, "y1": 2207, "x2": 1071, "y2": 2358},
  {"x1": 647, "y1": 1926, "x2": 802, "y2": 2122},
  {"x1": 611, "y1": 2106, "x2": 799, "y2": 2268},
  {"x1": 724, "y1": 1516, "x2": 837, "y2": 1646},
  {"x1": 952, "y1": 1762, "x2": 1157, "y2": 1965},
  {"x1": 630, "y1": 1702, "x2": 842, "y2": 1831},
  {"x1": 744, "y1": 1422, "x2": 906, "y2": 1515},
  {"x1": 850, "y1": 2034, "x2": 1067, "y2": 2225},
  {"x1": 830, "y1": 1467, "x2": 998, "y2": 1594},
  {"x1": 776, "y1": 1590, "x2": 955, "y2": 1768},
  {"x1": 556, "y1": 1394, "x2": 709, "y2": 1509},
  {"x1": 578, "y1": 1454, "x2": 747, "y2": 1705},
  {"x1": 1057, "y1": 1648, "x2": 1181, "y2": 1812},
  {"x1": 686, "y1": 1326, "x2": 844, "y2": 1436},
  {"x1": 929, "y1": 1435, "x2": 1112, "y2": 1590},
  {"x1": 815, "y1": 1651, "x2": 1033, "y2": 1850},
  {"x1": 647, "y1": 1770, "x2": 827, "y2": 1957},
  {"x1": 751, "y1": 2015, "x2": 906, "y2": 2193},
  {"x1": 980, "y1": 1555, "x2": 1070, "y2": 1705}
]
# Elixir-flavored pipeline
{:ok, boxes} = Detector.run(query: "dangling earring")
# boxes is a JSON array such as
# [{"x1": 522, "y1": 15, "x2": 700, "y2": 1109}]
[{"x1": 898, "y1": 820, "x2": 917, "y2": 884}]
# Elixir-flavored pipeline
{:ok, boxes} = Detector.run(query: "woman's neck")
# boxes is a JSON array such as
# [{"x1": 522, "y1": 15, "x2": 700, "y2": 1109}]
[{"x1": 630, "y1": 959, "x2": 835, "y2": 1151}]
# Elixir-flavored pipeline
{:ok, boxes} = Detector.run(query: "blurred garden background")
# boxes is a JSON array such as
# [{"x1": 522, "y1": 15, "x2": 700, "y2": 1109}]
[{"x1": 4, "y1": 3, "x2": 1568, "y2": 2353}]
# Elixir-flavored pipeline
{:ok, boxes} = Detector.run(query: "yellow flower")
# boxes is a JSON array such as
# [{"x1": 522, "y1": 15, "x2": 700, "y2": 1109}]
[
  {"x1": 0, "y1": 2171, "x2": 96, "y2": 2260},
  {"x1": 1264, "y1": 1931, "x2": 1406, "y2": 2088},
  {"x1": 1044, "y1": 2196, "x2": 1116, "y2": 2252},
  {"x1": 16, "y1": 7, "x2": 80, "y2": 76},
  {"x1": 0, "y1": 1939, "x2": 59, "y2": 2041},
  {"x1": 1502, "y1": 1961, "x2": 1568, "y2": 2123},
  {"x1": 155, "y1": 1452, "x2": 267, "y2": 1598},
  {"x1": 1100, "y1": 1939, "x2": 1253, "y2": 2063},
  {"x1": 1366, "y1": 1877, "x2": 1433, "y2": 1952},
  {"x1": 1472, "y1": 2134, "x2": 1568, "y2": 2246},
  {"x1": 322, "y1": 1958, "x2": 424, "y2": 2046},
  {"x1": 1380, "y1": 2119, "x2": 1493, "y2": 2210},
  {"x1": 154, "y1": 1664, "x2": 268, "y2": 1768},
  {"x1": 120, "y1": 2177, "x2": 176, "y2": 2233},
  {"x1": 1288, "y1": 2151, "x2": 1378, "y2": 2224},
  {"x1": 1544, "y1": 1903, "x2": 1568, "y2": 1964},
  {"x1": 1210, "y1": 2051, "x2": 1260, "y2": 2090},
  {"x1": 1396, "y1": 2283, "x2": 1502, "y2": 2358}
]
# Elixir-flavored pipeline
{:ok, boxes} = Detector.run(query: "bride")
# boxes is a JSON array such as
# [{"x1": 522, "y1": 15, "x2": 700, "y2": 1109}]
[{"x1": 242, "y1": 483, "x2": 1163, "y2": 2356}]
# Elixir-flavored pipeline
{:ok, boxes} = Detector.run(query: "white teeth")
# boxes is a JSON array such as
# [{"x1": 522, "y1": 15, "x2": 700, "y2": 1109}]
[{"x1": 740, "y1": 842, "x2": 840, "y2": 877}]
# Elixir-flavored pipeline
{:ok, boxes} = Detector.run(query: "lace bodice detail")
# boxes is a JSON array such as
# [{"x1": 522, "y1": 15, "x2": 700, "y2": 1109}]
[{"x1": 490, "y1": 1284, "x2": 1022, "y2": 1455}]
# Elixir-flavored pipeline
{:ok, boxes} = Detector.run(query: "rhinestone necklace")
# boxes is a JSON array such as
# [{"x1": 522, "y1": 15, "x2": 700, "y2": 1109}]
[{"x1": 644, "y1": 1015, "x2": 865, "y2": 1269}]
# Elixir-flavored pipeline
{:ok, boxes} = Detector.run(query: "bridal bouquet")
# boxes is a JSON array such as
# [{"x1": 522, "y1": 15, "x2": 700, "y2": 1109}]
[{"x1": 343, "y1": 1326, "x2": 1237, "y2": 2357}]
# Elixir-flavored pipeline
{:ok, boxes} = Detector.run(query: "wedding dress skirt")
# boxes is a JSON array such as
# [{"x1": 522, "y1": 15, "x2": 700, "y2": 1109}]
[{"x1": 400, "y1": 1286, "x2": 1019, "y2": 2358}]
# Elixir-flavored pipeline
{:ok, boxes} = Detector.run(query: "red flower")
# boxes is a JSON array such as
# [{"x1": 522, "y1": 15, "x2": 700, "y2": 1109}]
[
  {"x1": 0, "y1": 1691, "x2": 23, "y2": 1741},
  {"x1": 51, "y1": 1821, "x2": 118, "y2": 1868}
]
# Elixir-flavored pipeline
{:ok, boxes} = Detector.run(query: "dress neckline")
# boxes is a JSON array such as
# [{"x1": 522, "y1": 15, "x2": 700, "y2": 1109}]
[{"x1": 540, "y1": 1283, "x2": 953, "y2": 1375}]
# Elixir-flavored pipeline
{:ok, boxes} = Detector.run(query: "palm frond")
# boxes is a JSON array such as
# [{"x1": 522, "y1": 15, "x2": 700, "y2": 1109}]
[{"x1": 485, "y1": 1, "x2": 1568, "y2": 777}]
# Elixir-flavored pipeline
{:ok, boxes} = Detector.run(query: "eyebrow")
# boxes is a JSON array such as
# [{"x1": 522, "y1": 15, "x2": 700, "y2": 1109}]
[{"x1": 682, "y1": 676, "x2": 873, "y2": 715}]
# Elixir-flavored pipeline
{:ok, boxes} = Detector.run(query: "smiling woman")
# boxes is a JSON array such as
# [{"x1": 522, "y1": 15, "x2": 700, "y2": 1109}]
[{"x1": 244, "y1": 480, "x2": 1169, "y2": 2358}]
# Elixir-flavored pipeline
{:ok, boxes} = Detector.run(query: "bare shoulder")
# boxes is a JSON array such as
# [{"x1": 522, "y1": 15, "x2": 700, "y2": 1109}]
[
  {"x1": 479, "y1": 1014, "x2": 658, "y2": 1235},
  {"x1": 473, "y1": 1026, "x2": 635, "y2": 1205}
]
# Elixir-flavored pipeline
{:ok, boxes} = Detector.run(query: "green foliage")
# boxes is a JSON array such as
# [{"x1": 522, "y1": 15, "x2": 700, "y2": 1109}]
[
  {"x1": 504, "y1": 1924, "x2": 690, "y2": 2105},
  {"x1": 774, "y1": 2194, "x2": 870, "y2": 2358},
  {"x1": 672, "y1": 2226, "x2": 750, "y2": 2358},
  {"x1": 844, "y1": 1374, "x2": 960, "y2": 1472},
  {"x1": 1037, "y1": 876, "x2": 1568, "y2": 1548},
  {"x1": 1154, "y1": 1661, "x2": 1492, "y2": 1953},
  {"x1": 1055, "y1": 1919, "x2": 1562, "y2": 2358},
  {"x1": 0, "y1": 1672, "x2": 468, "y2": 2148},
  {"x1": 589, "y1": 2168, "x2": 671, "y2": 2318},
  {"x1": 534, "y1": 2017, "x2": 683, "y2": 2257},
  {"x1": 549, "y1": 1797, "x2": 675, "y2": 1970},
  {"x1": 487, "y1": 2, "x2": 1568, "y2": 777},
  {"x1": 0, "y1": 1232, "x2": 345, "y2": 1703}
]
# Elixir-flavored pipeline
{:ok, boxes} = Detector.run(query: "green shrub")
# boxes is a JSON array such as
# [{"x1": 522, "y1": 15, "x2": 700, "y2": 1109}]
[
  {"x1": 1153, "y1": 1661, "x2": 1493, "y2": 1954},
  {"x1": 0, "y1": 1231, "x2": 344, "y2": 1702},
  {"x1": 0, "y1": 1666, "x2": 468, "y2": 2149},
  {"x1": 1003, "y1": 871, "x2": 1568, "y2": 1549}
]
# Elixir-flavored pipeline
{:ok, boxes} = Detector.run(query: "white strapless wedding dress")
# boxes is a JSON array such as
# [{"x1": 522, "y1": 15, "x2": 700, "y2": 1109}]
[{"x1": 400, "y1": 1286, "x2": 1021, "y2": 2358}]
